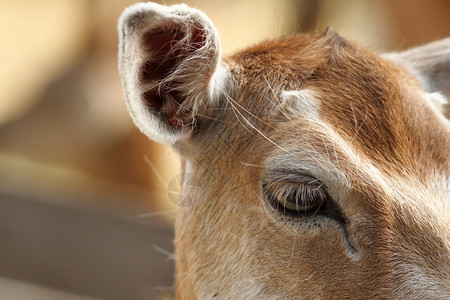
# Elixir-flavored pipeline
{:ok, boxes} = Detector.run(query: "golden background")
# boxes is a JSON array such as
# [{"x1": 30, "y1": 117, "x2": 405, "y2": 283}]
[{"x1": 0, "y1": 1, "x2": 448, "y2": 299}]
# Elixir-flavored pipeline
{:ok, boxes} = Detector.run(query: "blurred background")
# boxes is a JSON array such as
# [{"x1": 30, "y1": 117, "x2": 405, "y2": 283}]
[{"x1": 0, "y1": 0, "x2": 449, "y2": 299}]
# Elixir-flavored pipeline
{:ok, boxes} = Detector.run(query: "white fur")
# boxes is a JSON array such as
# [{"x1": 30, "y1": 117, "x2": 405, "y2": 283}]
[
  {"x1": 209, "y1": 63, "x2": 231, "y2": 104},
  {"x1": 280, "y1": 89, "x2": 320, "y2": 117},
  {"x1": 426, "y1": 92, "x2": 448, "y2": 114},
  {"x1": 394, "y1": 263, "x2": 450, "y2": 299}
]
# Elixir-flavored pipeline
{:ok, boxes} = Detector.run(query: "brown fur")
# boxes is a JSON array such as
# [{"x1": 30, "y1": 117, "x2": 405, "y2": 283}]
[
  {"x1": 173, "y1": 32, "x2": 449, "y2": 299},
  {"x1": 118, "y1": 3, "x2": 449, "y2": 299}
]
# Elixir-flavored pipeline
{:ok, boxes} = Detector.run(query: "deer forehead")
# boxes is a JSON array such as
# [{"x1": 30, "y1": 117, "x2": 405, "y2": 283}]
[{"x1": 208, "y1": 42, "x2": 449, "y2": 219}]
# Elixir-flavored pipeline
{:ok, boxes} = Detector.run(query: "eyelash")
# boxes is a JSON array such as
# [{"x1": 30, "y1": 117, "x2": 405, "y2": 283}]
[
  {"x1": 262, "y1": 179, "x2": 329, "y2": 218},
  {"x1": 262, "y1": 173, "x2": 350, "y2": 229}
]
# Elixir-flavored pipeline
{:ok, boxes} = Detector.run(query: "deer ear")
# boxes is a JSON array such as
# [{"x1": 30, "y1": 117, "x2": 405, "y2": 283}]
[
  {"x1": 382, "y1": 38, "x2": 450, "y2": 117},
  {"x1": 118, "y1": 3, "x2": 227, "y2": 144}
]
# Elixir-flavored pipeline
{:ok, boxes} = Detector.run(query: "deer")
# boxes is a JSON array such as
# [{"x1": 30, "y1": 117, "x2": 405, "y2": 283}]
[{"x1": 118, "y1": 2, "x2": 449, "y2": 299}]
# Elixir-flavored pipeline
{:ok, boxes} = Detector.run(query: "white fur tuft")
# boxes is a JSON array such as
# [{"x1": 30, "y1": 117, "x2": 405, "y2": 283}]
[
  {"x1": 280, "y1": 89, "x2": 320, "y2": 117},
  {"x1": 426, "y1": 92, "x2": 448, "y2": 114}
]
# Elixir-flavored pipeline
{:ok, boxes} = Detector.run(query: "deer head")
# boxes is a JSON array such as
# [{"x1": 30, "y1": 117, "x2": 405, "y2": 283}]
[{"x1": 118, "y1": 3, "x2": 450, "y2": 299}]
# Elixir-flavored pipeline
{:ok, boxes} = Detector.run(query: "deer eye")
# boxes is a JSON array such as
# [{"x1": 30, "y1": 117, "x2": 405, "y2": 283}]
[{"x1": 262, "y1": 176, "x2": 329, "y2": 218}]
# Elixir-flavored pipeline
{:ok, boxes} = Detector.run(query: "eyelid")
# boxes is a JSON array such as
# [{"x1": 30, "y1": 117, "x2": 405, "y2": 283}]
[
  {"x1": 262, "y1": 178, "x2": 327, "y2": 213},
  {"x1": 264, "y1": 171, "x2": 319, "y2": 185},
  {"x1": 262, "y1": 176, "x2": 324, "y2": 192}
]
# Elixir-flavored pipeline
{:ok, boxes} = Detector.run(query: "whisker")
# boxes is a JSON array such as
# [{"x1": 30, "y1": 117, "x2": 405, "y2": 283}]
[
  {"x1": 287, "y1": 233, "x2": 297, "y2": 268},
  {"x1": 222, "y1": 89, "x2": 299, "y2": 161},
  {"x1": 221, "y1": 88, "x2": 277, "y2": 130},
  {"x1": 240, "y1": 161, "x2": 264, "y2": 168},
  {"x1": 139, "y1": 210, "x2": 177, "y2": 218},
  {"x1": 196, "y1": 113, "x2": 240, "y2": 126},
  {"x1": 351, "y1": 108, "x2": 368, "y2": 143},
  {"x1": 144, "y1": 155, "x2": 167, "y2": 186},
  {"x1": 262, "y1": 74, "x2": 293, "y2": 122},
  {"x1": 152, "y1": 245, "x2": 175, "y2": 262},
  {"x1": 258, "y1": 223, "x2": 286, "y2": 254}
]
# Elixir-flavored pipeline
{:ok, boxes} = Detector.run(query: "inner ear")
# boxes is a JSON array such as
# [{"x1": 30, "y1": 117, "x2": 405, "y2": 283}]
[
  {"x1": 140, "y1": 28, "x2": 186, "y2": 84},
  {"x1": 140, "y1": 25, "x2": 206, "y2": 84},
  {"x1": 140, "y1": 24, "x2": 207, "y2": 113},
  {"x1": 118, "y1": 3, "x2": 224, "y2": 144}
]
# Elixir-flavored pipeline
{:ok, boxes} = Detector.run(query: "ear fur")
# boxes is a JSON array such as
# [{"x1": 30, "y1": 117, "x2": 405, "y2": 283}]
[
  {"x1": 118, "y1": 2, "x2": 226, "y2": 144},
  {"x1": 382, "y1": 38, "x2": 450, "y2": 117}
]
